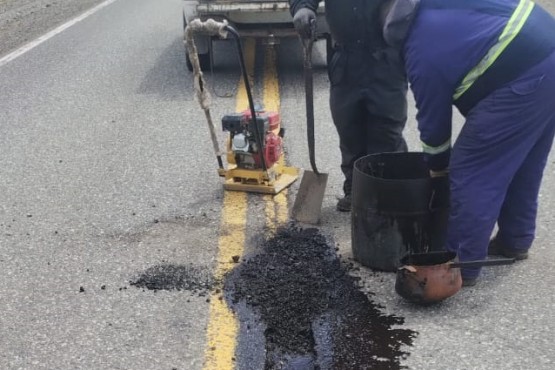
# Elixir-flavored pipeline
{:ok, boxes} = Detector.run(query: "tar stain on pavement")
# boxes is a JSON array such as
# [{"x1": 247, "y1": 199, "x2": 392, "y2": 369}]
[
  {"x1": 129, "y1": 226, "x2": 415, "y2": 369},
  {"x1": 225, "y1": 225, "x2": 416, "y2": 370},
  {"x1": 130, "y1": 264, "x2": 214, "y2": 295}
]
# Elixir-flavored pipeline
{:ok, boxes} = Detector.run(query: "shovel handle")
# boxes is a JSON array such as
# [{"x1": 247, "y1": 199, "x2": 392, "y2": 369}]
[
  {"x1": 450, "y1": 258, "x2": 515, "y2": 269},
  {"x1": 301, "y1": 24, "x2": 320, "y2": 175}
]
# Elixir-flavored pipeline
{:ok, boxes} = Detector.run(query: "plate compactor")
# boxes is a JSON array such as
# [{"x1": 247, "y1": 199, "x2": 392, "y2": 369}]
[
  {"x1": 220, "y1": 108, "x2": 298, "y2": 194},
  {"x1": 185, "y1": 19, "x2": 298, "y2": 194}
]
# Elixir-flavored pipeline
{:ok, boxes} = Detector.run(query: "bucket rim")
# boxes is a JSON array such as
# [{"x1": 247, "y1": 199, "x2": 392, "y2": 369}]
[
  {"x1": 353, "y1": 152, "x2": 431, "y2": 183},
  {"x1": 400, "y1": 251, "x2": 456, "y2": 266}
]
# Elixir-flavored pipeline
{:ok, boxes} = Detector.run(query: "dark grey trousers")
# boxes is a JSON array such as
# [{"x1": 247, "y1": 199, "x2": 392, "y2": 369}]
[
  {"x1": 328, "y1": 47, "x2": 408, "y2": 195},
  {"x1": 330, "y1": 84, "x2": 408, "y2": 195}
]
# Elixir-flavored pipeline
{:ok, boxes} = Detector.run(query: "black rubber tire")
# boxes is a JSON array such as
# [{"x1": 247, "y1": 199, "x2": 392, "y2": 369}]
[
  {"x1": 325, "y1": 34, "x2": 334, "y2": 66},
  {"x1": 186, "y1": 51, "x2": 211, "y2": 72}
]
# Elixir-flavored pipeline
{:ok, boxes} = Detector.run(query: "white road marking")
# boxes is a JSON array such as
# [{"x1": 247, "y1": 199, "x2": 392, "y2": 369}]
[{"x1": 0, "y1": 0, "x2": 119, "y2": 68}]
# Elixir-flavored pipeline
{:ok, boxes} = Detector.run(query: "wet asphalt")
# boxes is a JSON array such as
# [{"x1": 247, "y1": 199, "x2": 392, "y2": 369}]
[
  {"x1": 1, "y1": 0, "x2": 555, "y2": 369},
  {"x1": 226, "y1": 226, "x2": 414, "y2": 369}
]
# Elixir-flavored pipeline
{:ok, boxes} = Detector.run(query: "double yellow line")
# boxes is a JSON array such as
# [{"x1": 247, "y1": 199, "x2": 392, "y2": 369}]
[{"x1": 202, "y1": 38, "x2": 287, "y2": 370}]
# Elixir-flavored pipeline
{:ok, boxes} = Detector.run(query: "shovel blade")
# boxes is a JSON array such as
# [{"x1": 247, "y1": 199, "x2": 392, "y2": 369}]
[{"x1": 291, "y1": 170, "x2": 328, "y2": 224}]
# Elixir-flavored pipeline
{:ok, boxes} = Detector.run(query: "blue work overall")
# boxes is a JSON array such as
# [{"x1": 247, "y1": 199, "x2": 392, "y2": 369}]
[{"x1": 405, "y1": 0, "x2": 555, "y2": 279}]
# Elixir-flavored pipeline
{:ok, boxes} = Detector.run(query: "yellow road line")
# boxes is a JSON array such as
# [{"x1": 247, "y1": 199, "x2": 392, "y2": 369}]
[
  {"x1": 236, "y1": 38, "x2": 257, "y2": 112},
  {"x1": 264, "y1": 44, "x2": 289, "y2": 228},
  {"x1": 265, "y1": 191, "x2": 289, "y2": 227},
  {"x1": 263, "y1": 45, "x2": 280, "y2": 113},
  {"x1": 203, "y1": 192, "x2": 246, "y2": 369},
  {"x1": 202, "y1": 38, "x2": 256, "y2": 370},
  {"x1": 203, "y1": 39, "x2": 287, "y2": 369}
]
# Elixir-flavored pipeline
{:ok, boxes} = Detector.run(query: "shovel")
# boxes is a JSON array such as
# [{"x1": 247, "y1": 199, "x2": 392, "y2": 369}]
[{"x1": 291, "y1": 26, "x2": 329, "y2": 224}]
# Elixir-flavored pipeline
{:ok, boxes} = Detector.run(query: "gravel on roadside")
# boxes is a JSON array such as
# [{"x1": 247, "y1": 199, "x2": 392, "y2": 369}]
[{"x1": 0, "y1": 0, "x2": 105, "y2": 56}]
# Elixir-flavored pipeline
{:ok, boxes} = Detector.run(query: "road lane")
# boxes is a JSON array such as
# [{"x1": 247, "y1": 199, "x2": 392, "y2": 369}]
[
  {"x1": 202, "y1": 38, "x2": 293, "y2": 369},
  {"x1": 0, "y1": 1, "x2": 311, "y2": 366},
  {"x1": 0, "y1": 0, "x2": 106, "y2": 57},
  {"x1": 0, "y1": 0, "x2": 236, "y2": 368},
  {"x1": 201, "y1": 37, "x2": 256, "y2": 370},
  {"x1": 1, "y1": 0, "x2": 554, "y2": 368},
  {"x1": 202, "y1": 192, "x2": 246, "y2": 370},
  {"x1": 0, "y1": 0, "x2": 117, "y2": 67}
]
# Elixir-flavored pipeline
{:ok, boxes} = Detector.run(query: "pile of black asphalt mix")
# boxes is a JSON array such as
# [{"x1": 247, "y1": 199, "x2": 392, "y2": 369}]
[
  {"x1": 129, "y1": 225, "x2": 415, "y2": 369},
  {"x1": 225, "y1": 225, "x2": 416, "y2": 370},
  {"x1": 130, "y1": 264, "x2": 215, "y2": 296}
]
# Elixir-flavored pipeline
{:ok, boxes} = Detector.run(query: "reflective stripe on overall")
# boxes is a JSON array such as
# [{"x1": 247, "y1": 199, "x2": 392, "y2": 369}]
[{"x1": 421, "y1": 0, "x2": 534, "y2": 155}]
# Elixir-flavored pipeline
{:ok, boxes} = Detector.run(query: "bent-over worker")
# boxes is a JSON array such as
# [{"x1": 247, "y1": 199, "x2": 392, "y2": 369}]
[{"x1": 383, "y1": 0, "x2": 555, "y2": 285}]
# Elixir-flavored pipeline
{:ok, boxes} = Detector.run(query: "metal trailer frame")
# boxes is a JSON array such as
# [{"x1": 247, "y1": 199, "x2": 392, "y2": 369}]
[{"x1": 182, "y1": 0, "x2": 329, "y2": 70}]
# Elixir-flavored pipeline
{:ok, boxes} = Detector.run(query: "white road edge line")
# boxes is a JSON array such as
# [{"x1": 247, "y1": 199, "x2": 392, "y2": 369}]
[{"x1": 0, "y1": 0, "x2": 119, "y2": 68}]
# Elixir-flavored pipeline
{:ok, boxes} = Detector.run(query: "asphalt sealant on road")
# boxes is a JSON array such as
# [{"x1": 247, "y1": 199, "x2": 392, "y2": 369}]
[
  {"x1": 226, "y1": 225, "x2": 416, "y2": 369},
  {"x1": 129, "y1": 224, "x2": 415, "y2": 369},
  {"x1": 130, "y1": 264, "x2": 215, "y2": 296}
]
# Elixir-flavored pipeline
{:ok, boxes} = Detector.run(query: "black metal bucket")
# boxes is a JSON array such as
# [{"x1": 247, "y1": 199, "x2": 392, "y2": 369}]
[{"x1": 351, "y1": 152, "x2": 449, "y2": 271}]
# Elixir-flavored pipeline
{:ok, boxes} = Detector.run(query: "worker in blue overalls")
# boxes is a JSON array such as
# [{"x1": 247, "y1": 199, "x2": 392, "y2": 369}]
[{"x1": 382, "y1": 0, "x2": 555, "y2": 285}]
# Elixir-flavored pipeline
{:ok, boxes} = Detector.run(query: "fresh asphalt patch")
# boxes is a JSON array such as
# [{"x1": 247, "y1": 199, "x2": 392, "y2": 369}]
[
  {"x1": 226, "y1": 225, "x2": 416, "y2": 370},
  {"x1": 129, "y1": 224, "x2": 416, "y2": 369}
]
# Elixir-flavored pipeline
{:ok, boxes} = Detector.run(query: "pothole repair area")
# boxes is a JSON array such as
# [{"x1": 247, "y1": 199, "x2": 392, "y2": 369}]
[
  {"x1": 130, "y1": 225, "x2": 416, "y2": 369},
  {"x1": 226, "y1": 225, "x2": 416, "y2": 370}
]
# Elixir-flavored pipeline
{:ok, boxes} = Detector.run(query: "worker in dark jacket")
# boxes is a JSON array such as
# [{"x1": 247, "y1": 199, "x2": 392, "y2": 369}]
[
  {"x1": 383, "y1": 0, "x2": 555, "y2": 285},
  {"x1": 289, "y1": 0, "x2": 409, "y2": 211}
]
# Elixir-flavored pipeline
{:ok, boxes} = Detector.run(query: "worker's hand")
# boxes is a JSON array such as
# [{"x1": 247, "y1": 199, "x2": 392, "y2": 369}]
[
  {"x1": 293, "y1": 8, "x2": 317, "y2": 39},
  {"x1": 429, "y1": 169, "x2": 449, "y2": 178}
]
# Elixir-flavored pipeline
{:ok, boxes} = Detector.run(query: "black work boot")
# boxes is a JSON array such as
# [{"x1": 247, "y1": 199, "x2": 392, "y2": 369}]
[
  {"x1": 461, "y1": 277, "x2": 478, "y2": 287},
  {"x1": 488, "y1": 237, "x2": 529, "y2": 260},
  {"x1": 336, "y1": 194, "x2": 352, "y2": 212}
]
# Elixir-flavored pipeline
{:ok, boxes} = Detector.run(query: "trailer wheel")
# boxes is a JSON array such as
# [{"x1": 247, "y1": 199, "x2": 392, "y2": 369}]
[
  {"x1": 186, "y1": 51, "x2": 212, "y2": 72},
  {"x1": 325, "y1": 34, "x2": 334, "y2": 66}
]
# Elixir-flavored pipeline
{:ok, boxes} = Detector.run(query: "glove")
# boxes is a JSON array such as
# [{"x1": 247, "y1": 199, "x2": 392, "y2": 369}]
[
  {"x1": 293, "y1": 8, "x2": 317, "y2": 39},
  {"x1": 429, "y1": 169, "x2": 449, "y2": 178}
]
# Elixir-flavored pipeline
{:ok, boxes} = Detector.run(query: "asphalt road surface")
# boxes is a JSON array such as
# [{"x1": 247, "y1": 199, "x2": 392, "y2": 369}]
[
  {"x1": 0, "y1": 0, "x2": 105, "y2": 55},
  {"x1": 1, "y1": 0, "x2": 555, "y2": 369}
]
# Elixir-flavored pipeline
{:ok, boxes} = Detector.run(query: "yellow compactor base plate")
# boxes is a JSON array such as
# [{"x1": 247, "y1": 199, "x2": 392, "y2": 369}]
[{"x1": 222, "y1": 165, "x2": 299, "y2": 195}]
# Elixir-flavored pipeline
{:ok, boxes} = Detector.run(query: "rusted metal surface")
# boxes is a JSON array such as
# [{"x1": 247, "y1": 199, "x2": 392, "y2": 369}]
[
  {"x1": 395, "y1": 251, "x2": 462, "y2": 305},
  {"x1": 395, "y1": 259, "x2": 463, "y2": 306},
  {"x1": 395, "y1": 252, "x2": 515, "y2": 305}
]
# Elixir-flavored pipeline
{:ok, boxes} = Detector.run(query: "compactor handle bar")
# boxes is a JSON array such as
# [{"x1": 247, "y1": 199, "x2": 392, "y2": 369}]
[
  {"x1": 185, "y1": 18, "x2": 229, "y2": 39},
  {"x1": 184, "y1": 19, "x2": 268, "y2": 172}
]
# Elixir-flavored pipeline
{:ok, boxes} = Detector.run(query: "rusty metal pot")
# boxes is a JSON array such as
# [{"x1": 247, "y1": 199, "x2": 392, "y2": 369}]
[{"x1": 395, "y1": 251, "x2": 515, "y2": 305}]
